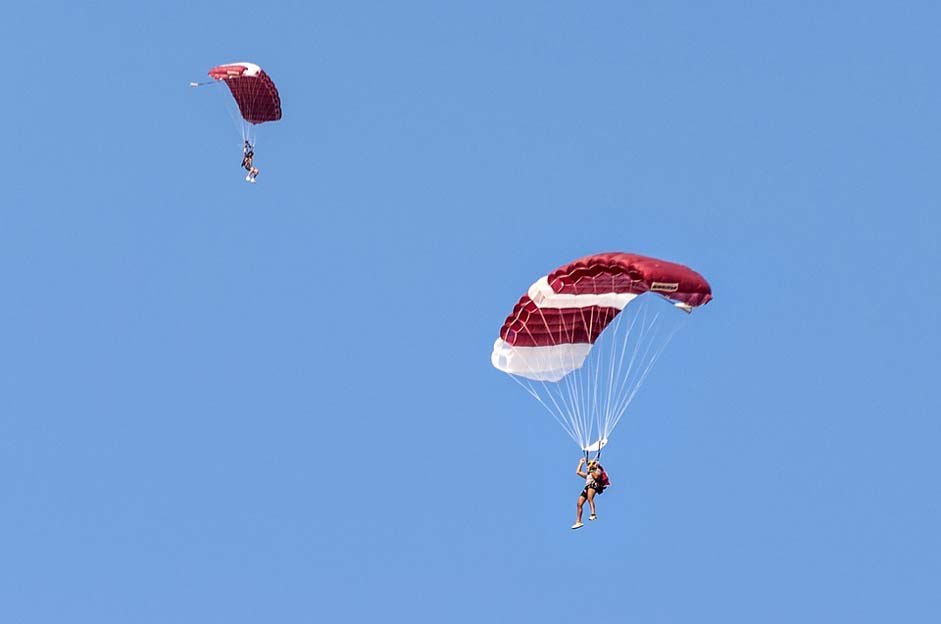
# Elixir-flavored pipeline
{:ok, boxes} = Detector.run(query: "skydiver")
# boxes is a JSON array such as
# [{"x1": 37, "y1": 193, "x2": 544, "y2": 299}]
[
  {"x1": 571, "y1": 458, "x2": 610, "y2": 529},
  {"x1": 242, "y1": 140, "x2": 259, "y2": 183}
]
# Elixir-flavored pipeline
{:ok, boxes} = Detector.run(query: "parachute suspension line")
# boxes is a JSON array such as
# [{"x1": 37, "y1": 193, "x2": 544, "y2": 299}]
[
  {"x1": 573, "y1": 272, "x2": 629, "y2": 450},
  {"x1": 556, "y1": 303, "x2": 589, "y2": 447},
  {"x1": 513, "y1": 319, "x2": 582, "y2": 445},
  {"x1": 504, "y1": 290, "x2": 693, "y2": 454},
  {"x1": 603, "y1": 297, "x2": 689, "y2": 438},
  {"x1": 222, "y1": 95, "x2": 247, "y2": 144},
  {"x1": 601, "y1": 286, "x2": 633, "y2": 441},
  {"x1": 587, "y1": 306, "x2": 600, "y2": 444},
  {"x1": 191, "y1": 79, "x2": 247, "y2": 148},
  {"x1": 508, "y1": 374, "x2": 579, "y2": 443},
  {"x1": 509, "y1": 321, "x2": 571, "y2": 440},
  {"x1": 547, "y1": 291, "x2": 688, "y2": 447},
  {"x1": 509, "y1": 373, "x2": 580, "y2": 444},
  {"x1": 602, "y1": 298, "x2": 648, "y2": 439},
  {"x1": 588, "y1": 304, "x2": 617, "y2": 450},
  {"x1": 590, "y1": 275, "x2": 622, "y2": 448},
  {"x1": 568, "y1": 302, "x2": 595, "y2": 449},
  {"x1": 603, "y1": 299, "x2": 654, "y2": 439},
  {"x1": 617, "y1": 308, "x2": 686, "y2": 423},
  {"x1": 599, "y1": 275, "x2": 630, "y2": 443},
  {"x1": 511, "y1": 283, "x2": 684, "y2": 452},
  {"x1": 244, "y1": 122, "x2": 256, "y2": 151},
  {"x1": 584, "y1": 301, "x2": 606, "y2": 447},
  {"x1": 579, "y1": 299, "x2": 599, "y2": 449},
  {"x1": 564, "y1": 303, "x2": 587, "y2": 447},
  {"x1": 544, "y1": 301, "x2": 578, "y2": 443},
  {"x1": 533, "y1": 301, "x2": 588, "y2": 448}
]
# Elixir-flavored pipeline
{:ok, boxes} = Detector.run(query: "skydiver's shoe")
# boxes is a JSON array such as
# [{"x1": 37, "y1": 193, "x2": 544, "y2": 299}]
[
  {"x1": 246, "y1": 175, "x2": 252, "y2": 182},
  {"x1": 249, "y1": 177, "x2": 257, "y2": 183},
  {"x1": 589, "y1": 514, "x2": 597, "y2": 521},
  {"x1": 571, "y1": 522, "x2": 584, "y2": 530}
]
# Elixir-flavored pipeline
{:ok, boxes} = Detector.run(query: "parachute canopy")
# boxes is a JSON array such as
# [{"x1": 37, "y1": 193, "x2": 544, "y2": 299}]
[
  {"x1": 208, "y1": 62, "x2": 282, "y2": 124},
  {"x1": 491, "y1": 252, "x2": 711, "y2": 451}
]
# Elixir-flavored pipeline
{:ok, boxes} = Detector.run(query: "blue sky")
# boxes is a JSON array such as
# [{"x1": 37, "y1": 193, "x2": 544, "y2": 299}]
[{"x1": 2, "y1": 1, "x2": 939, "y2": 622}]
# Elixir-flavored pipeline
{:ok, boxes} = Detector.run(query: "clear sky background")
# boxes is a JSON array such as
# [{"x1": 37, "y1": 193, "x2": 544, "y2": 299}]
[{"x1": 2, "y1": 1, "x2": 939, "y2": 622}]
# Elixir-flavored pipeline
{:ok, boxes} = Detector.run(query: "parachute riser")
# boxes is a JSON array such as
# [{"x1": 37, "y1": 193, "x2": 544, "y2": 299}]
[{"x1": 583, "y1": 448, "x2": 602, "y2": 463}]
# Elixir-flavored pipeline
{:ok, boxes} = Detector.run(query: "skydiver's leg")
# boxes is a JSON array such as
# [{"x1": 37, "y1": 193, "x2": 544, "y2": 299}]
[
  {"x1": 572, "y1": 490, "x2": 590, "y2": 529},
  {"x1": 576, "y1": 493, "x2": 587, "y2": 523},
  {"x1": 587, "y1": 488, "x2": 597, "y2": 519}
]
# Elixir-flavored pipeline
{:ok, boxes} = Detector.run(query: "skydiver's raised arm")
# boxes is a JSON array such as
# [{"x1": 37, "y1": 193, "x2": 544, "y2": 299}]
[{"x1": 576, "y1": 457, "x2": 589, "y2": 478}]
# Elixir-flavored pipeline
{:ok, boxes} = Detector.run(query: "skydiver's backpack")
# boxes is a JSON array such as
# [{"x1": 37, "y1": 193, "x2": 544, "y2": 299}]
[{"x1": 598, "y1": 469, "x2": 611, "y2": 492}]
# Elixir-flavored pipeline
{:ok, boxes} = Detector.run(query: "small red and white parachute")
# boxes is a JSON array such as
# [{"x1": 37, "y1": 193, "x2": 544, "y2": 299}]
[
  {"x1": 207, "y1": 63, "x2": 282, "y2": 124},
  {"x1": 491, "y1": 252, "x2": 712, "y2": 452}
]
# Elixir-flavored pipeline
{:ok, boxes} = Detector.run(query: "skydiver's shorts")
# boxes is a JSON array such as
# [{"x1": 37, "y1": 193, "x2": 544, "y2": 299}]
[{"x1": 580, "y1": 487, "x2": 604, "y2": 499}]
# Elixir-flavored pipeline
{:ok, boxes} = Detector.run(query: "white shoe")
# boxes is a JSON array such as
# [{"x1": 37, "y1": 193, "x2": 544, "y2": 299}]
[
  {"x1": 589, "y1": 514, "x2": 597, "y2": 521},
  {"x1": 571, "y1": 522, "x2": 584, "y2": 530}
]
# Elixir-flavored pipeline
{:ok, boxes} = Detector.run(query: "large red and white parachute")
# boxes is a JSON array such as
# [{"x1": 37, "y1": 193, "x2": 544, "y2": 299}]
[{"x1": 491, "y1": 252, "x2": 711, "y2": 452}]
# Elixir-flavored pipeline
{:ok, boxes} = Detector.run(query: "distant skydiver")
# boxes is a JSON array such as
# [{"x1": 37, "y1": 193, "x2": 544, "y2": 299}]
[
  {"x1": 195, "y1": 62, "x2": 281, "y2": 184},
  {"x1": 242, "y1": 140, "x2": 259, "y2": 183},
  {"x1": 571, "y1": 458, "x2": 610, "y2": 530}
]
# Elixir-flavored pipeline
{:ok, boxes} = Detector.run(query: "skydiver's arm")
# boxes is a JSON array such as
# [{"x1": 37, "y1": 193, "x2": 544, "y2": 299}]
[{"x1": 576, "y1": 457, "x2": 588, "y2": 478}]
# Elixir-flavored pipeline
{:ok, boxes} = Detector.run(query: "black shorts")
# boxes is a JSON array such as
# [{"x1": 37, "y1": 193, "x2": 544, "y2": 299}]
[{"x1": 580, "y1": 486, "x2": 604, "y2": 499}]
